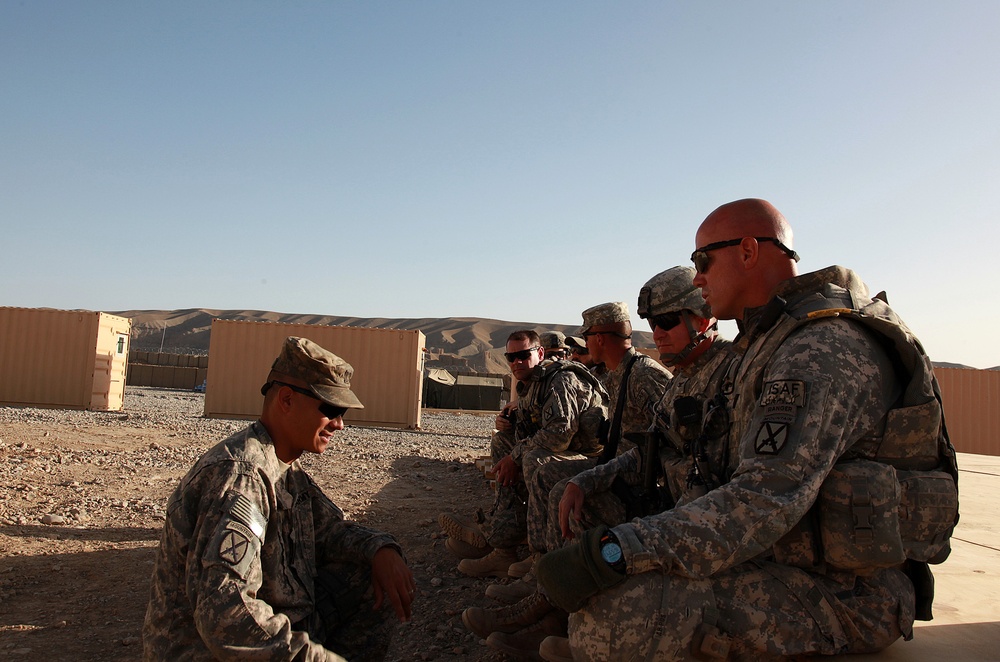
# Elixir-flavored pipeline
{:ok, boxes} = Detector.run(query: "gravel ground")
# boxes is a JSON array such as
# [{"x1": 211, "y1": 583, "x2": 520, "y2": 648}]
[{"x1": 0, "y1": 387, "x2": 515, "y2": 661}]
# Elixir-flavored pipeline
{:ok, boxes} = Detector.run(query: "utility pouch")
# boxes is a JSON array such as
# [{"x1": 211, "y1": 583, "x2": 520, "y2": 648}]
[
  {"x1": 818, "y1": 460, "x2": 906, "y2": 571},
  {"x1": 877, "y1": 400, "x2": 942, "y2": 471},
  {"x1": 897, "y1": 469, "x2": 958, "y2": 564}
]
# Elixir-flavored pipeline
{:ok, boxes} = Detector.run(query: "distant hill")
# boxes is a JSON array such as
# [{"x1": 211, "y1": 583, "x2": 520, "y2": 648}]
[{"x1": 115, "y1": 308, "x2": 657, "y2": 374}]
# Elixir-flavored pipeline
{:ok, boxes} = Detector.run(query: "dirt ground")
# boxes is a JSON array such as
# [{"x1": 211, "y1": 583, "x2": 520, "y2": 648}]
[{"x1": 0, "y1": 388, "x2": 515, "y2": 661}]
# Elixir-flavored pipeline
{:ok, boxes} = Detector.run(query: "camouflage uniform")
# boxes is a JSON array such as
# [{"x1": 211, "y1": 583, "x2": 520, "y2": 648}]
[
  {"x1": 531, "y1": 347, "x2": 671, "y2": 553},
  {"x1": 484, "y1": 358, "x2": 608, "y2": 549},
  {"x1": 571, "y1": 267, "x2": 930, "y2": 660},
  {"x1": 143, "y1": 421, "x2": 399, "y2": 662}
]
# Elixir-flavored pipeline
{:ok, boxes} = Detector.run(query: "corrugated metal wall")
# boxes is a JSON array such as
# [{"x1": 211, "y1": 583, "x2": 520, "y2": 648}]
[
  {"x1": 205, "y1": 320, "x2": 425, "y2": 428},
  {"x1": 0, "y1": 307, "x2": 130, "y2": 411},
  {"x1": 936, "y1": 367, "x2": 1000, "y2": 456}
]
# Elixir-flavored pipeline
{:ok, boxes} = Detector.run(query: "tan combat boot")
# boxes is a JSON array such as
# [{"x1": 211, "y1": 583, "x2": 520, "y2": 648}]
[
  {"x1": 445, "y1": 536, "x2": 491, "y2": 560},
  {"x1": 438, "y1": 512, "x2": 489, "y2": 549},
  {"x1": 461, "y1": 591, "x2": 554, "y2": 638},
  {"x1": 507, "y1": 551, "x2": 540, "y2": 578},
  {"x1": 486, "y1": 611, "x2": 569, "y2": 660},
  {"x1": 457, "y1": 547, "x2": 518, "y2": 578},
  {"x1": 538, "y1": 635, "x2": 573, "y2": 662},
  {"x1": 485, "y1": 575, "x2": 536, "y2": 604}
]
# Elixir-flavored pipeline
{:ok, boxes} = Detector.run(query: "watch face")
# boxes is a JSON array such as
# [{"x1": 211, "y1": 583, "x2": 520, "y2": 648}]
[{"x1": 601, "y1": 541, "x2": 623, "y2": 565}]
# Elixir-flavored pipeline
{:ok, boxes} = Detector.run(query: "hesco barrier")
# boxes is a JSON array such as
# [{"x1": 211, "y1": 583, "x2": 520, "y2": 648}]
[
  {"x1": 935, "y1": 367, "x2": 1000, "y2": 457},
  {"x1": 204, "y1": 320, "x2": 425, "y2": 429}
]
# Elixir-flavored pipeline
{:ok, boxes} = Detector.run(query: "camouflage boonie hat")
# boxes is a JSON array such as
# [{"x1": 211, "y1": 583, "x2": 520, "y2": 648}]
[
  {"x1": 637, "y1": 266, "x2": 711, "y2": 319},
  {"x1": 539, "y1": 331, "x2": 570, "y2": 351},
  {"x1": 269, "y1": 337, "x2": 364, "y2": 409},
  {"x1": 565, "y1": 336, "x2": 588, "y2": 351},
  {"x1": 581, "y1": 302, "x2": 629, "y2": 330}
]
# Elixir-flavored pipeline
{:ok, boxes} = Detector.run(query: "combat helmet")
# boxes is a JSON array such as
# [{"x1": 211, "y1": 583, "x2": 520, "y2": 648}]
[
  {"x1": 637, "y1": 266, "x2": 710, "y2": 320},
  {"x1": 637, "y1": 266, "x2": 715, "y2": 366}
]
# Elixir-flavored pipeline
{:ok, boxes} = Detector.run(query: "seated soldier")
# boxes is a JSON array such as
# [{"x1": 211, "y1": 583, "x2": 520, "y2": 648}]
[{"x1": 143, "y1": 337, "x2": 415, "y2": 662}]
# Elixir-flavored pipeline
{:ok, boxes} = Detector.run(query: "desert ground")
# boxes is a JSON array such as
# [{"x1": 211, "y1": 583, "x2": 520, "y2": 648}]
[{"x1": 0, "y1": 387, "x2": 514, "y2": 661}]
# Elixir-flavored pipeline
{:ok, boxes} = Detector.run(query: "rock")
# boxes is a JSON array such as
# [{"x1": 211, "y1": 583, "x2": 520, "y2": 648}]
[{"x1": 41, "y1": 514, "x2": 65, "y2": 525}]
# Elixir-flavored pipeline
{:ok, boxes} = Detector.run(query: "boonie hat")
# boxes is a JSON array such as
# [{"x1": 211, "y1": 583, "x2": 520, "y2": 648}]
[
  {"x1": 540, "y1": 331, "x2": 570, "y2": 351},
  {"x1": 581, "y1": 301, "x2": 629, "y2": 330},
  {"x1": 269, "y1": 337, "x2": 364, "y2": 409},
  {"x1": 565, "y1": 336, "x2": 588, "y2": 351}
]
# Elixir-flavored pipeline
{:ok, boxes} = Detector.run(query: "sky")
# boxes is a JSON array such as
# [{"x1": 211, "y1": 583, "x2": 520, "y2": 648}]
[{"x1": 3, "y1": 2, "x2": 999, "y2": 368}]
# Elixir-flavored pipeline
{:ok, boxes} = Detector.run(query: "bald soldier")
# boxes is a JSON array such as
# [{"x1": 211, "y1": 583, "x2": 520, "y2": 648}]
[
  {"x1": 143, "y1": 337, "x2": 415, "y2": 662},
  {"x1": 536, "y1": 199, "x2": 958, "y2": 659}
]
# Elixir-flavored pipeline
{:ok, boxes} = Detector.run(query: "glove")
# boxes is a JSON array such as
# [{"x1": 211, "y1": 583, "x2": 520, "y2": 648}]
[{"x1": 535, "y1": 525, "x2": 626, "y2": 613}]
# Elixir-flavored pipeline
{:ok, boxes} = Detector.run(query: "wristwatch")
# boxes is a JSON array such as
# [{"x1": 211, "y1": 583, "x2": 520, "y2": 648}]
[{"x1": 599, "y1": 530, "x2": 627, "y2": 574}]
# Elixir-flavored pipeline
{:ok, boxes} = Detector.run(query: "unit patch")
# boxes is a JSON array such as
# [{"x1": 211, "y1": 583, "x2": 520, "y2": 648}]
[
  {"x1": 754, "y1": 421, "x2": 789, "y2": 455},
  {"x1": 759, "y1": 380, "x2": 806, "y2": 407},
  {"x1": 218, "y1": 520, "x2": 254, "y2": 566}
]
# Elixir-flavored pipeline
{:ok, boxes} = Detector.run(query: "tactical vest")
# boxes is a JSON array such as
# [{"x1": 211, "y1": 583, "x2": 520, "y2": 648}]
[
  {"x1": 515, "y1": 358, "x2": 609, "y2": 456},
  {"x1": 731, "y1": 274, "x2": 958, "y2": 619}
]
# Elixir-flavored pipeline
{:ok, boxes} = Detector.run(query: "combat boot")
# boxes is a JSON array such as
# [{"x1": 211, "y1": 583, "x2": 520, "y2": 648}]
[
  {"x1": 439, "y1": 512, "x2": 489, "y2": 549},
  {"x1": 507, "y1": 551, "x2": 539, "y2": 578},
  {"x1": 486, "y1": 611, "x2": 569, "y2": 660},
  {"x1": 462, "y1": 591, "x2": 554, "y2": 638},
  {"x1": 457, "y1": 547, "x2": 518, "y2": 578},
  {"x1": 485, "y1": 574, "x2": 535, "y2": 604},
  {"x1": 538, "y1": 635, "x2": 573, "y2": 662},
  {"x1": 445, "y1": 536, "x2": 491, "y2": 560}
]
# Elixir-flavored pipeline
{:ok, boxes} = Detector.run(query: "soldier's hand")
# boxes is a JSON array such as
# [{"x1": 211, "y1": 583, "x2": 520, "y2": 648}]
[
  {"x1": 371, "y1": 547, "x2": 415, "y2": 622},
  {"x1": 494, "y1": 454, "x2": 520, "y2": 487},
  {"x1": 559, "y1": 482, "x2": 585, "y2": 540},
  {"x1": 495, "y1": 403, "x2": 516, "y2": 432}
]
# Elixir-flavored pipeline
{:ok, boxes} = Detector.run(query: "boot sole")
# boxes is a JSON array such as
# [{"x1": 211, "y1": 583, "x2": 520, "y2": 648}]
[{"x1": 439, "y1": 512, "x2": 489, "y2": 548}]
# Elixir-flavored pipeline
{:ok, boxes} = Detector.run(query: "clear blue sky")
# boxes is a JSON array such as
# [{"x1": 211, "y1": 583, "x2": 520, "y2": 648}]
[{"x1": 3, "y1": 2, "x2": 999, "y2": 368}]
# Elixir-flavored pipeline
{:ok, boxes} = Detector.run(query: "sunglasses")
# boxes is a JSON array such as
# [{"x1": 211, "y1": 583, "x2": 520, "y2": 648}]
[
  {"x1": 504, "y1": 346, "x2": 541, "y2": 363},
  {"x1": 690, "y1": 236, "x2": 800, "y2": 274},
  {"x1": 262, "y1": 381, "x2": 349, "y2": 419},
  {"x1": 648, "y1": 312, "x2": 683, "y2": 332}
]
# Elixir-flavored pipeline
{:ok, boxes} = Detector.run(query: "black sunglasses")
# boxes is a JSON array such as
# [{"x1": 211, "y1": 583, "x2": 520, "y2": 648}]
[
  {"x1": 504, "y1": 346, "x2": 541, "y2": 363},
  {"x1": 648, "y1": 312, "x2": 683, "y2": 332},
  {"x1": 261, "y1": 381, "x2": 349, "y2": 419},
  {"x1": 690, "y1": 236, "x2": 800, "y2": 274}
]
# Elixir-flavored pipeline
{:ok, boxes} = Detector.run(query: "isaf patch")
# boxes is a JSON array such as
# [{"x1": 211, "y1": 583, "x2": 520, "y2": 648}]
[
  {"x1": 759, "y1": 380, "x2": 806, "y2": 407},
  {"x1": 754, "y1": 421, "x2": 789, "y2": 455}
]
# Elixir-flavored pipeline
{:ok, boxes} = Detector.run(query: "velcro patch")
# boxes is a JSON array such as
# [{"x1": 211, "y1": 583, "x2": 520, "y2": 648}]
[
  {"x1": 228, "y1": 492, "x2": 267, "y2": 541},
  {"x1": 218, "y1": 521, "x2": 253, "y2": 566},
  {"x1": 754, "y1": 422, "x2": 789, "y2": 455},
  {"x1": 759, "y1": 380, "x2": 806, "y2": 407}
]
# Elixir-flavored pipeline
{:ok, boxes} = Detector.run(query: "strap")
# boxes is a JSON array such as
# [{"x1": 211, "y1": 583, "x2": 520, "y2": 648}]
[{"x1": 598, "y1": 352, "x2": 640, "y2": 465}]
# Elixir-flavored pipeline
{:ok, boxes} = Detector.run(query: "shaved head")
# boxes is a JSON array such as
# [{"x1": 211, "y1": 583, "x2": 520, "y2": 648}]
[{"x1": 692, "y1": 198, "x2": 798, "y2": 320}]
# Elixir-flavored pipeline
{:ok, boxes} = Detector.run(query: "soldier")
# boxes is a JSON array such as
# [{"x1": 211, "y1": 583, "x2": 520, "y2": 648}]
[
  {"x1": 143, "y1": 337, "x2": 415, "y2": 662},
  {"x1": 438, "y1": 330, "x2": 608, "y2": 579},
  {"x1": 564, "y1": 335, "x2": 596, "y2": 368},
  {"x1": 539, "y1": 331, "x2": 571, "y2": 360},
  {"x1": 465, "y1": 303, "x2": 671, "y2": 658},
  {"x1": 536, "y1": 199, "x2": 958, "y2": 660}
]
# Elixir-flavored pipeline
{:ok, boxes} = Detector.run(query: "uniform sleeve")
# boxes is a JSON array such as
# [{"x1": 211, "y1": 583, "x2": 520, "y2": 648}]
[
  {"x1": 615, "y1": 319, "x2": 897, "y2": 579},
  {"x1": 184, "y1": 468, "x2": 343, "y2": 661},
  {"x1": 510, "y1": 372, "x2": 585, "y2": 463},
  {"x1": 569, "y1": 447, "x2": 642, "y2": 495},
  {"x1": 309, "y1": 478, "x2": 402, "y2": 565}
]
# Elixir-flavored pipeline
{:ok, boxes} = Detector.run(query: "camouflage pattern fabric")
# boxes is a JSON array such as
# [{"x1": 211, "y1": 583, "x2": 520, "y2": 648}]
[
  {"x1": 541, "y1": 341, "x2": 734, "y2": 555},
  {"x1": 143, "y1": 421, "x2": 400, "y2": 661},
  {"x1": 525, "y1": 457, "x2": 598, "y2": 553},
  {"x1": 600, "y1": 347, "x2": 672, "y2": 440},
  {"x1": 573, "y1": 267, "x2": 918, "y2": 657},
  {"x1": 483, "y1": 363, "x2": 608, "y2": 549}
]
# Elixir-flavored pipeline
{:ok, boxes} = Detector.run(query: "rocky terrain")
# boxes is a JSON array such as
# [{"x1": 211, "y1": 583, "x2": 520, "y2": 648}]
[{"x1": 0, "y1": 388, "x2": 518, "y2": 661}]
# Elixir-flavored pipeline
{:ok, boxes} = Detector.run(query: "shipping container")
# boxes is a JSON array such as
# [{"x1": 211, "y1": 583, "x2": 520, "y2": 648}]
[
  {"x1": 0, "y1": 307, "x2": 131, "y2": 411},
  {"x1": 205, "y1": 319, "x2": 425, "y2": 428},
  {"x1": 935, "y1": 367, "x2": 1000, "y2": 456}
]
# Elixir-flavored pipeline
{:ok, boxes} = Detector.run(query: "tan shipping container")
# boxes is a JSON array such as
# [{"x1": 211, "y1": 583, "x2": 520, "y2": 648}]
[
  {"x1": 935, "y1": 367, "x2": 1000, "y2": 457},
  {"x1": 205, "y1": 319, "x2": 425, "y2": 429},
  {"x1": 0, "y1": 307, "x2": 131, "y2": 411}
]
